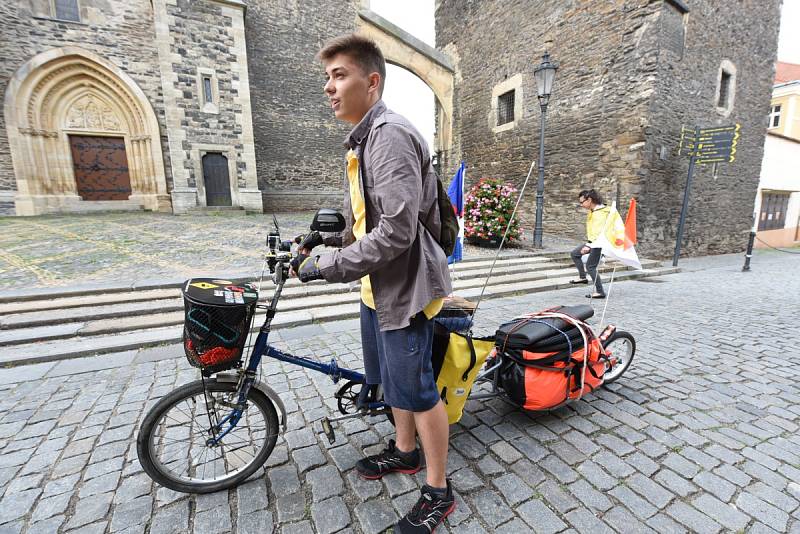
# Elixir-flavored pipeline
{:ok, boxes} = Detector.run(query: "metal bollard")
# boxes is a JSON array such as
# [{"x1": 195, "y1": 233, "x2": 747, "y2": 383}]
[{"x1": 742, "y1": 231, "x2": 755, "y2": 271}]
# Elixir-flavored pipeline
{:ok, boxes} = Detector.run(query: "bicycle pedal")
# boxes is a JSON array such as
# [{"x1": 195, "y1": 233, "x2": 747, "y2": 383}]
[{"x1": 321, "y1": 417, "x2": 336, "y2": 445}]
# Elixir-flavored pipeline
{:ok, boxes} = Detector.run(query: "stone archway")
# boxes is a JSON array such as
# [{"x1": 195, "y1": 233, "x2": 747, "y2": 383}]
[
  {"x1": 3, "y1": 47, "x2": 170, "y2": 215},
  {"x1": 356, "y1": 9, "x2": 454, "y2": 161}
]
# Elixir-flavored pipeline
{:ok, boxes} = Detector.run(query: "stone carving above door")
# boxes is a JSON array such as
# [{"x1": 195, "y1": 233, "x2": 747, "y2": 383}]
[{"x1": 65, "y1": 95, "x2": 122, "y2": 131}]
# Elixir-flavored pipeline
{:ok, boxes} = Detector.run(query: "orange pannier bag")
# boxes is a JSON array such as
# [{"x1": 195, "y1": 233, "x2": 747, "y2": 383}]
[{"x1": 495, "y1": 306, "x2": 609, "y2": 411}]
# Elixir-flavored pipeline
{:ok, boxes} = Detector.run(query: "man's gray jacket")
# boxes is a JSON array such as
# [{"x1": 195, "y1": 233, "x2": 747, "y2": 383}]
[{"x1": 316, "y1": 100, "x2": 452, "y2": 331}]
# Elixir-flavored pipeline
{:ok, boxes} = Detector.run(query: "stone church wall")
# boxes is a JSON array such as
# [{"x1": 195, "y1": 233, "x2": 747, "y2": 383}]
[
  {"x1": 245, "y1": 0, "x2": 363, "y2": 212},
  {"x1": 154, "y1": 0, "x2": 261, "y2": 212},
  {"x1": 0, "y1": 0, "x2": 171, "y2": 212},
  {"x1": 642, "y1": 1, "x2": 781, "y2": 256}
]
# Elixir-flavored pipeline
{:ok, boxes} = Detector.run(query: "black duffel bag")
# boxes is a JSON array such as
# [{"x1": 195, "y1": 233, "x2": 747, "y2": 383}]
[{"x1": 495, "y1": 305, "x2": 594, "y2": 354}]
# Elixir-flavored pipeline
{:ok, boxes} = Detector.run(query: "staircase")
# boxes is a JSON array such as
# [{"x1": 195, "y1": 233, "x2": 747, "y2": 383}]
[{"x1": 0, "y1": 251, "x2": 678, "y2": 367}]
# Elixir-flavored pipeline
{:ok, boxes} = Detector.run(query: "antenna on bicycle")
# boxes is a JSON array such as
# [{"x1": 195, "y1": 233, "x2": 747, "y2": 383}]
[
  {"x1": 466, "y1": 159, "x2": 536, "y2": 332},
  {"x1": 272, "y1": 213, "x2": 281, "y2": 234}
]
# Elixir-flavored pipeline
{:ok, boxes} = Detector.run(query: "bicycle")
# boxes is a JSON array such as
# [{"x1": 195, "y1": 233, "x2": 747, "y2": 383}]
[
  {"x1": 135, "y1": 210, "x2": 393, "y2": 493},
  {"x1": 136, "y1": 209, "x2": 636, "y2": 494}
]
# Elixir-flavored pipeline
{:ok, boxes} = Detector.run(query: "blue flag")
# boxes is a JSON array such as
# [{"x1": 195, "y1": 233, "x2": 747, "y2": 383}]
[{"x1": 447, "y1": 162, "x2": 465, "y2": 264}]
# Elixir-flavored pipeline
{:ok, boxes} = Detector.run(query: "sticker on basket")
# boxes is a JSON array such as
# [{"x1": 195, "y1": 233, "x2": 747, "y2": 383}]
[
  {"x1": 225, "y1": 285, "x2": 245, "y2": 293},
  {"x1": 214, "y1": 290, "x2": 224, "y2": 297},
  {"x1": 190, "y1": 282, "x2": 218, "y2": 289},
  {"x1": 234, "y1": 293, "x2": 244, "y2": 304},
  {"x1": 224, "y1": 291, "x2": 234, "y2": 303},
  {"x1": 212, "y1": 279, "x2": 233, "y2": 285},
  {"x1": 243, "y1": 292, "x2": 257, "y2": 298}
]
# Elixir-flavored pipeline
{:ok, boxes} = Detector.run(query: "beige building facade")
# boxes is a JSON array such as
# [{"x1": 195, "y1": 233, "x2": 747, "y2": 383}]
[{"x1": 756, "y1": 68, "x2": 800, "y2": 248}]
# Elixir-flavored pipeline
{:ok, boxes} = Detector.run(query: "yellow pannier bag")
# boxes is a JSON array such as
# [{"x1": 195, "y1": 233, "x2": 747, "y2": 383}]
[{"x1": 432, "y1": 330, "x2": 495, "y2": 424}]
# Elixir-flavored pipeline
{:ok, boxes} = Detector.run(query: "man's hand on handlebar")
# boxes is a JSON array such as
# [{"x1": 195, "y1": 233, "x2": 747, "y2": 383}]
[
  {"x1": 289, "y1": 253, "x2": 323, "y2": 283},
  {"x1": 294, "y1": 231, "x2": 323, "y2": 255}
]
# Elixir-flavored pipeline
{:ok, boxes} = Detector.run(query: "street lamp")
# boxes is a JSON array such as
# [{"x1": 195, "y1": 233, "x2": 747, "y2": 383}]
[{"x1": 532, "y1": 51, "x2": 557, "y2": 248}]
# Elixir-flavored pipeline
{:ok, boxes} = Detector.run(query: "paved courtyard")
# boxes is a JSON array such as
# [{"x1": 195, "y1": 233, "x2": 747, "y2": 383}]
[{"x1": 0, "y1": 250, "x2": 799, "y2": 533}]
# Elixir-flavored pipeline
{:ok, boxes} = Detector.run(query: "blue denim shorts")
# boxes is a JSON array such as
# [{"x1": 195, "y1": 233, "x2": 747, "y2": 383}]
[{"x1": 360, "y1": 303, "x2": 439, "y2": 412}]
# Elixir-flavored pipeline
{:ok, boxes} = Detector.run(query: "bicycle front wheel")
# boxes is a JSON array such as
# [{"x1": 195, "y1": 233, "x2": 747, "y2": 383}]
[{"x1": 137, "y1": 378, "x2": 279, "y2": 494}]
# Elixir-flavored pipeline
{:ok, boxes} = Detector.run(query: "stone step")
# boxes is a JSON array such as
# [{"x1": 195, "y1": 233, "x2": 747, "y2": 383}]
[
  {"x1": 0, "y1": 288, "x2": 178, "y2": 315},
  {"x1": 0, "y1": 265, "x2": 679, "y2": 366},
  {"x1": 0, "y1": 259, "x2": 661, "y2": 340},
  {"x1": 0, "y1": 254, "x2": 660, "y2": 328},
  {"x1": 0, "y1": 249, "x2": 569, "y2": 304}
]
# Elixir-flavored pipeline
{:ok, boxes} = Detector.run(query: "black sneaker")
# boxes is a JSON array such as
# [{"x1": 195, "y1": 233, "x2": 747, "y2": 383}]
[
  {"x1": 355, "y1": 439, "x2": 422, "y2": 480},
  {"x1": 395, "y1": 480, "x2": 455, "y2": 533}
]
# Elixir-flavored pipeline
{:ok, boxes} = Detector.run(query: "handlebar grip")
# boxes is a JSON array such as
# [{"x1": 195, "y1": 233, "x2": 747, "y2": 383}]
[{"x1": 297, "y1": 231, "x2": 323, "y2": 251}]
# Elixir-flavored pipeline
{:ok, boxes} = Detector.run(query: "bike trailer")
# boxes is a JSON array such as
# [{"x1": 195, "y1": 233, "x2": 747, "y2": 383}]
[
  {"x1": 495, "y1": 305, "x2": 609, "y2": 411},
  {"x1": 181, "y1": 278, "x2": 258, "y2": 375}
]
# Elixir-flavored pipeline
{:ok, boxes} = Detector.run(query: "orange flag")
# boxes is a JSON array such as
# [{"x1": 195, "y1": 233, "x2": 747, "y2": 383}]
[{"x1": 624, "y1": 198, "x2": 637, "y2": 250}]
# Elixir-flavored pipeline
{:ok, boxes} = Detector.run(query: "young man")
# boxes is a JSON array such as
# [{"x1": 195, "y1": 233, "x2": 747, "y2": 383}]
[{"x1": 290, "y1": 34, "x2": 455, "y2": 532}]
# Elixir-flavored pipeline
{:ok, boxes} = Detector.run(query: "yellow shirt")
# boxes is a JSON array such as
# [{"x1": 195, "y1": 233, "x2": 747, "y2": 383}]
[
  {"x1": 346, "y1": 150, "x2": 443, "y2": 319},
  {"x1": 586, "y1": 205, "x2": 612, "y2": 243}
]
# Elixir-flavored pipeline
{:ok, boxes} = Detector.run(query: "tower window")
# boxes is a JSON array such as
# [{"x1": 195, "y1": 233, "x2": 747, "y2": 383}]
[
  {"x1": 497, "y1": 90, "x2": 515, "y2": 126},
  {"x1": 714, "y1": 60, "x2": 736, "y2": 116},
  {"x1": 203, "y1": 77, "x2": 213, "y2": 104},
  {"x1": 717, "y1": 71, "x2": 731, "y2": 108}
]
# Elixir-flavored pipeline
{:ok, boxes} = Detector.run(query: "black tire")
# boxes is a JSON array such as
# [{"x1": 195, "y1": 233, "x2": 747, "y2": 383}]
[
  {"x1": 137, "y1": 378, "x2": 279, "y2": 494},
  {"x1": 601, "y1": 331, "x2": 636, "y2": 385}
]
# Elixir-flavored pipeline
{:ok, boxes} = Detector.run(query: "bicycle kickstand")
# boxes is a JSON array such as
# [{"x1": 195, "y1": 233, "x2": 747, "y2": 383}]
[{"x1": 321, "y1": 408, "x2": 392, "y2": 445}]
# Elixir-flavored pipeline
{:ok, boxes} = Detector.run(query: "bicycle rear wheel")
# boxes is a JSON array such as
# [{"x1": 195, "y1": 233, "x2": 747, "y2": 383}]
[
  {"x1": 137, "y1": 378, "x2": 279, "y2": 493},
  {"x1": 601, "y1": 331, "x2": 636, "y2": 385}
]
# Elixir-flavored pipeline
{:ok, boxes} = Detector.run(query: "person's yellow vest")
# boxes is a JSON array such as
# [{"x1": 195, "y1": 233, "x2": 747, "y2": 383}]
[
  {"x1": 346, "y1": 150, "x2": 442, "y2": 318},
  {"x1": 586, "y1": 205, "x2": 611, "y2": 242}
]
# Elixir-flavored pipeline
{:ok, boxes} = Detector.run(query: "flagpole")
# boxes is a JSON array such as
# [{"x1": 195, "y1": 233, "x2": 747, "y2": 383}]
[
  {"x1": 467, "y1": 159, "x2": 536, "y2": 332},
  {"x1": 599, "y1": 264, "x2": 617, "y2": 328},
  {"x1": 456, "y1": 162, "x2": 465, "y2": 278}
]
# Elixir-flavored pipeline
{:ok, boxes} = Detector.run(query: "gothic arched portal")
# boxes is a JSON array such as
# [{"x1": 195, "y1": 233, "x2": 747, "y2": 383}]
[{"x1": 3, "y1": 47, "x2": 170, "y2": 215}]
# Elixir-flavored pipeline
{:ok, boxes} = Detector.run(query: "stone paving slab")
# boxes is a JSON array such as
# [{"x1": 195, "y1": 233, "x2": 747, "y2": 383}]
[
  {"x1": 0, "y1": 250, "x2": 797, "y2": 533},
  {"x1": 0, "y1": 212, "x2": 574, "y2": 293}
]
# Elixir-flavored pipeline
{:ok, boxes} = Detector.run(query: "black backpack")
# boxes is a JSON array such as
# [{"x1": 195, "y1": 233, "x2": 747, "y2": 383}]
[{"x1": 422, "y1": 176, "x2": 460, "y2": 257}]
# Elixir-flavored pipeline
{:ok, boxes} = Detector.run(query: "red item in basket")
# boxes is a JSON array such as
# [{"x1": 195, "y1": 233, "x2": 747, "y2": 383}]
[
  {"x1": 198, "y1": 345, "x2": 240, "y2": 366},
  {"x1": 185, "y1": 339, "x2": 239, "y2": 367}
]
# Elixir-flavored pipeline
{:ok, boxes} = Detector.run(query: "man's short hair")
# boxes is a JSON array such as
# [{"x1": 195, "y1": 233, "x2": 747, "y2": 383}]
[{"x1": 317, "y1": 34, "x2": 386, "y2": 94}]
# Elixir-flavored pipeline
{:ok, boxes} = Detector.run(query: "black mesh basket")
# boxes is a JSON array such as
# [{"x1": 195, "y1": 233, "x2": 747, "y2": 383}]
[{"x1": 181, "y1": 278, "x2": 258, "y2": 375}]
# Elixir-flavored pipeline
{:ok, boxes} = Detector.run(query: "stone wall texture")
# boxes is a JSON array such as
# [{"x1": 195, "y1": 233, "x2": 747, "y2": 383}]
[
  {"x1": 0, "y1": 0, "x2": 172, "y2": 196},
  {"x1": 163, "y1": 0, "x2": 248, "y2": 188},
  {"x1": 245, "y1": 0, "x2": 361, "y2": 212},
  {"x1": 437, "y1": 0, "x2": 782, "y2": 257}
]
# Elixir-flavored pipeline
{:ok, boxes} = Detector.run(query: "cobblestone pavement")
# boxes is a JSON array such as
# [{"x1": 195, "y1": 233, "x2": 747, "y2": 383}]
[
  {"x1": 0, "y1": 250, "x2": 798, "y2": 533},
  {"x1": 0, "y1": 212, "x2": 575, "y2": 292}
]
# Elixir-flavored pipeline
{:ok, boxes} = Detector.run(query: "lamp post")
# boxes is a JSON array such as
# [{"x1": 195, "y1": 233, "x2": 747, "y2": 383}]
[{"x1": 532, "y1": 51, "x2": 557, "y2": 248}]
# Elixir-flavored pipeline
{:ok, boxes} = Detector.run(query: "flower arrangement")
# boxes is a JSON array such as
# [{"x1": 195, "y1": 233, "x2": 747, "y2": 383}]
[{"x1": 464, "y1": 178, "x2": 521, "y2": 245}]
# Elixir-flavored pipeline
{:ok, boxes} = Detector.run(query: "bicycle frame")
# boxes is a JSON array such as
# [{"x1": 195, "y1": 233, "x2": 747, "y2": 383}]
[{"x1": 214, "y1": 254, "x2": 386, "y2": 439}]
